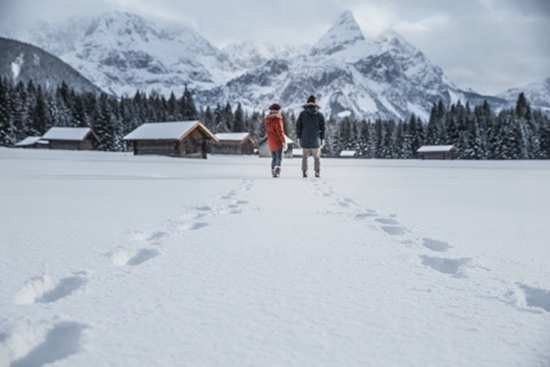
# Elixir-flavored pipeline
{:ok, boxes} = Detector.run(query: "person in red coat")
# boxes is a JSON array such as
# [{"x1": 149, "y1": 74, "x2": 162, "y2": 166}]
[{"x1": 265, "y1": 103, "x2": 287, "y2": 178}]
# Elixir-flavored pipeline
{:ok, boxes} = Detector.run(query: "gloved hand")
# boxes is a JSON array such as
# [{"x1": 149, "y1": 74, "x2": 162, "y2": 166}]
[
  {"x1": 320, "y1": 139, "x2": 325, "y2": 148},
  {"x1": 283, "y1": 142, "x2": 288, "y2": 151}
]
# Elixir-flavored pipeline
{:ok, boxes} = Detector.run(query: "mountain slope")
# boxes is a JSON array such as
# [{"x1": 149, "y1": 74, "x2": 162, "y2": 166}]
[
  {"x1": 10, "y1": 10, "x2": 511, "y2": 120},
  {"x1": 0, "y1": 37, "x2": 101, "y2": 94},
  {"x1": 200, "y1": 12, "x2": 506, "y2": 120},
  {"x1": 15, "y1": 11, "x2": 242, "y2": 96},
  {"x1": 499, "y1": 78, "x2": 550, "y2": 112}
]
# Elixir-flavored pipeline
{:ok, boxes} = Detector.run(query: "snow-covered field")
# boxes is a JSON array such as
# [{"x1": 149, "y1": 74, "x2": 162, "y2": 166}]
[{"x1": 1, "y1": 147, "x2": 549, "y2": 367}]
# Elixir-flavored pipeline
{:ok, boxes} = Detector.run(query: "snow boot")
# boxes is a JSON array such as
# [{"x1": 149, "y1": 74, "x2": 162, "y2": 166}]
[
  {"x1": 274, "y1": 166, "x2": 281, "y2": 178},
  {"x1": 315, "y1": 171, "x2": 320, "y2": 178},
  {"x1": 303, "y1": 171, "x2": 308, "y2": 178}
]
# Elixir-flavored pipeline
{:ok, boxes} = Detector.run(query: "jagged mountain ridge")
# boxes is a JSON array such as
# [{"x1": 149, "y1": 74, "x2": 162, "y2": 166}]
[
  {"x1": 9, "y1": 10, "x2": 514, "y2": 120},
  {"x1": 0, "y1": 37, "x2": 101, "y2": 94},
  {"x1": 13, "y1": 11, "x2": 242, "y2": 96},
  {"x1": 199, "y1": 11, "x2": 506, "y2": 120},
  {"x1": 498, "y1": 78, "x2": 550, "y2": 113}
]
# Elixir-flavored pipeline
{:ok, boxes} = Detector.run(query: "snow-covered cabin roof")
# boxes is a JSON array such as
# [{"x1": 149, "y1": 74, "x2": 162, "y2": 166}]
[
  {"x1": 215, "y1": 132, "x2": 251, "y2": 142},
  {"x1": 124, "y1": 121, "x2": 217, "y2": 142},
  {"x1": 15, "y1": 136, "x2": 47, "y2": 147},
  {"x1": 339, "y1": 150, "x2": 357, "y2": 157},
  {"x1": 417, "y1": 145, "x2": 457, "y2": 153},
  {"x1": 42, "y1": 127, "x2": 95, "y2": 141}
]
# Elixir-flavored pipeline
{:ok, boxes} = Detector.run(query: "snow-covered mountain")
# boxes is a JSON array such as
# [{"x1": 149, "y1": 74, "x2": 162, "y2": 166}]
[
  {"x1": 200, "y1": 11, "x2": 505, "y2": 120},
  {"x1": 9, "y1": 10, "x2": 509, "y2": 120},
  {"x1": 14, "y1": 11, "x2": 242, "y2": 96},
  {"x1": 498, "y1": 78, "x2": 550, "y2": 113},
  {"x1": 222, "y1": 41, "x2": 303, "y2": 70},
  {"x1": 0, "y1": 37, "x2": 101, "y2": 94}
]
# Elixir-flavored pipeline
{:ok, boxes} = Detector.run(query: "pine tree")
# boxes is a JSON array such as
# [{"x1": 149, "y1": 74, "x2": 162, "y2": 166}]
[
  {"x1": 515, "y1": 92, "x2": 530, "y2": 119},
  {"x1": 93, "y1": 94, "x2": 116, "y2": 151},
  {"x1": 0, "y1": 77, "x2": 16, "y2": 145},
  {"x1": 233, "y1": 103, "x2": 245, "y2": 132},
  {"x1": 31, "y1": 86, "x2": 49, "y2": 135},
  {"x1": 181, "y1": 86, "x2": 198, "y2": 120},
  {"x1": 222, "y1": 103, "x2": 233, "y2": 132}
]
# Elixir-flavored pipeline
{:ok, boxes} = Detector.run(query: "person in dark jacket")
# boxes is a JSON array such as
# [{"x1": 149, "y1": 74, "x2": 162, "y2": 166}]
[{"x1": 296, "y1": 95, "x2": 325, "y2": 178}]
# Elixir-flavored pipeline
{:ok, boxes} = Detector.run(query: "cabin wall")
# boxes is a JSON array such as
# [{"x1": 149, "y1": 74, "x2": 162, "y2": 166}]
[
  {"x1": 131, "y1": 130, "x2": 209, "y2": 159},
  {"x1": 47, "y1": 138, "x2": 95, "y2": 151},
  {"x1": 212, "y1": 140, "x2": 256, "y2": 155},
  {"x1": 177, "y1": 130, "x2": 208, "y2": 159},
  {"x1": 80, "y1": 139, "x2": 95, "y2": 150},
  {"x1": 49, "y1": 140, "x2": 82, "y2": 150},
  {"x1": 134, "y1": 140, "x2": 178, "y2": 156},
  {"x1": 419, "y1": 151, "x2": 456, "y2": 160}
]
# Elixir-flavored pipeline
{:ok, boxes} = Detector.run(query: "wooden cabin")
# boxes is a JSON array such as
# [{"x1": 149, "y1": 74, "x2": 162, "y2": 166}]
[
  {"x1": 14, "y1": 136, "x2": 49, "y2": 149},
  {"x1": 339, "y1": 150, "x2": 358, "y2": 158},
  {"x1": 123, "y1": 121, "x2": 218, "y2": 159},
  {"x1": 41, "y1": 127, "x2": 98, "y2": 150},
  {"x1": 258, "y1": 135, "x2": 295, "y2": 158},
  {"x1": 211, "y1": 132, "x2": 257, "y2": 155},
  {"x1": 417, "y1": 145, "x2": 458, "y2": 160}
]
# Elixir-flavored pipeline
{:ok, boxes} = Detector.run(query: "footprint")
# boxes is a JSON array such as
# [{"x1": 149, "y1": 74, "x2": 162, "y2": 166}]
[
  {"x1": 181, "y1": 222, "x2": 209, "y2": 231},
  {"x1": 355, "y1": 212, "x2": 377, "y2": 220},
  {"x1": 127, "y1": 248, "x2": 160, "y2": 266},
  {"x1": 337, "y1": 200, "x2": 350, "y2": 208},
  {"x1": 8, "y1": 321, "x2": 87, "y2": 367},
  {"x1": 518, "y1": 284, "x2": 550, "y2": 312},
  {"x1": 147, "y1": 231, "x2": 169, "y2": 244},
  {"x1": 236, "y1": 200, "x2": 248, "y2": 205},
  {"x1": 195, "y1": 206, "x2": 213, "y2": 212},
  {"x1": 422, "y1": 238, "x2": 451, "y2": 252},
  {"x1": 420, "y1": 255, "x2": 471, "y2": 277},
  {"x1": 221, "y1": 192, "x2": 235, "y2": 200},
  {"x1": 375, "y1": 218, "x2": 400, "y2": 226},
  {"x1": 15, "y1": 273, "x2": 87, "y2": 305},
  {"x1": 381, "y1": 226, "x2": 407, "y2": 236}
]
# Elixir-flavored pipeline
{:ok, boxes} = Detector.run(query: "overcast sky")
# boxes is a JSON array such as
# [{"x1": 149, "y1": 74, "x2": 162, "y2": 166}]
[{"x1": 1, "y1": 0, "x2": 548, "y2": 94}]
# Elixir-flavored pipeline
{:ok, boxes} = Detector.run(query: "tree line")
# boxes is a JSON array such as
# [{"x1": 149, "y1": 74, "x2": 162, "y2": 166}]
[
  {"x1": 327, "y1": 96, "x2": 550, "y2": 159},
  {"x1": 1, "y1": 77, "x2": 549, "y2": 159}
]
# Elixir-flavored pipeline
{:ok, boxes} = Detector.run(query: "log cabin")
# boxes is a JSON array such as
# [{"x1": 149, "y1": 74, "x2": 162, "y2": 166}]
[
  {"x1": 417, "y1": 145, "x2": 458, "y2": 160},
  {"x1": 41, "y1": 127, "x2": 98, "y2": 150},
  {"x1": 14, "y1": 136, "x2": 49, "y2": 149},
  {"x1": 211, "y1": 132, "x2": 257, "y2": 155},
  {"x1": 123, "y1": 121, "x2": 218, "y2": 158}
]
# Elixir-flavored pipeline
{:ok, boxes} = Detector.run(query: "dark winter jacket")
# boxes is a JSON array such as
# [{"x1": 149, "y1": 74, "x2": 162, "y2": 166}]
[{"x1": 296, "y1": 104, "x2": 326, "y2": 149}]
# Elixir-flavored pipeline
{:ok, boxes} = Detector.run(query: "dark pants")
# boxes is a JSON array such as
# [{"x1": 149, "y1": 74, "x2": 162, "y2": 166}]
[{"x1": 271, "y1": 148, "x2": 283, "y2": 170}]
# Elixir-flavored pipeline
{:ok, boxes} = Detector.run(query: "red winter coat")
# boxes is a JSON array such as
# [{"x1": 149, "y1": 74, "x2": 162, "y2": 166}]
[{"x1": 265, "y1": 112, "x2": 286, "y2": 152}]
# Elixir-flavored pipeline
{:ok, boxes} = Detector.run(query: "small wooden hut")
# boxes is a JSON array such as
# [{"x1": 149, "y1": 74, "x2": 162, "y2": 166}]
[
  {"x1": 41, "y1": 127, "x2": 98, "y2": 150},
  {"x1": 123, "y1": 121, "x2": 218, "y2": 159},
  {"x1": 417, "y1": 145, "x2": 458, "y2": 160},
  {"x1": 211, "y1": 132, "x2": 257, "y2": 155},
  {"x1": 14, "y1": 136, "x2": 49, "y2": 149},
  {"x1": 339, "y1": 150, "x2": 357, "y2": 158}
]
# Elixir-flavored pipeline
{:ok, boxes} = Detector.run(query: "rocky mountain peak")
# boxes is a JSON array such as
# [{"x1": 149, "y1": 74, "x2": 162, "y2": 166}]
[{"x1": 311, "y1": 10, "x2": 366, "y2": 56}]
